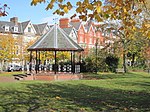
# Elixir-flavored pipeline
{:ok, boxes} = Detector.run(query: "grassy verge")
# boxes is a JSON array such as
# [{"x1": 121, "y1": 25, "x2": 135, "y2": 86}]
[
  {"x1": 0, "y1": 72, "x2": 150, "y2": 112},
  {"x1": 0, "y1": 71, "x2": 25, "y2": 77}
]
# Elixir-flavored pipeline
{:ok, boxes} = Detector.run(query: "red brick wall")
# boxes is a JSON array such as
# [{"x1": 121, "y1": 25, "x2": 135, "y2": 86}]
[
  {"x1": 59, "y1": 18, "x2": 69, "y2": 28},
  {"x1": 57, "y1": 74, "x2": 80, "y2": 81},
  {"x1": 25, "y1": 74, "x2": 83, "y2": 81},
  {"x1": 59, "y1": 18, "x2": 106, "y2": 54},
  {"x1": 77, "y1": 25, "x2": 85, "y2": 44},
  {"x1": 35, "y1": 75, "x2": 55, "y2": 81},
  {"x1": 96, "y1": 31, "x2": 104, "y2": 45}
]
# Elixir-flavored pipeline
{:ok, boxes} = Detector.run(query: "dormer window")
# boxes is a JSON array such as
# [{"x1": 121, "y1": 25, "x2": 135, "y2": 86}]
[
  {"x1": 4, "y1": 26, "x2": 9, "y2": 32},
  {"x1": 14, "y1": 26, "x2": 18, "y2": 32}
]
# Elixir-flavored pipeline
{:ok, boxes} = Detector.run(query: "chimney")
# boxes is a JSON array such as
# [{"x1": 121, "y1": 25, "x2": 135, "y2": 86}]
[
  {"x1": 59, "y1": 18, "x2": 69, "y2": 28},
  {"x1": 10, "y1": 17, "x2": 18, "y2": 25}
]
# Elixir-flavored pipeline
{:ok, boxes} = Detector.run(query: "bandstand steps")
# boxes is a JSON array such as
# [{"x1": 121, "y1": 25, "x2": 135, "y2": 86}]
[
  {"x1": 13, "y1": 74, "x2": 27, "y2": 80},
  {"x1": 25, "y1": 73, "x2": 32, "y2": 76}
]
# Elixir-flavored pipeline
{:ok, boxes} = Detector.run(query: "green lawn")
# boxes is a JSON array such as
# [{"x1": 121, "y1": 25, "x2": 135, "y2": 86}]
[
  {"x1": 0, "y1": 71, "x2": 25, "y2": 77},
  {"x1": 0, "y1": 72, "x2": 150, "y2": 112}
]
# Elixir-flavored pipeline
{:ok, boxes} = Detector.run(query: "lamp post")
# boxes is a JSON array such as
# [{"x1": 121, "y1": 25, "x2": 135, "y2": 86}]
[{"x1": 95, "y1": 38, "x2": 99, "y2": 74}]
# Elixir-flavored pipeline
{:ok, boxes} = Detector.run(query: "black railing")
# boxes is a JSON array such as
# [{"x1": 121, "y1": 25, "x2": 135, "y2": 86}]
[{"x1": 27, "y1": 64, "x2": 80, "y2": 73}]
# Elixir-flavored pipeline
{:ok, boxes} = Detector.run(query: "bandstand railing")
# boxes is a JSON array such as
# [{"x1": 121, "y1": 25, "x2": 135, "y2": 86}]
[{"x1": 27, "y1": 64, "x2": 80, "y2": 74}]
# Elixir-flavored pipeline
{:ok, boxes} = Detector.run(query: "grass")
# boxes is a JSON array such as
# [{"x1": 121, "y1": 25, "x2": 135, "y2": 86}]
[
  {"x1": 0, "y1": 71, "x2": 25, "y2": 77},
  {"x1": 0, "y1": 72, "x2": 150, "y2": 112}
]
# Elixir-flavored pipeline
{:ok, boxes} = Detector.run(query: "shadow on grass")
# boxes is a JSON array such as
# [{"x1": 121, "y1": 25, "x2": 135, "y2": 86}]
[{"x1": 0, "y1": 82, "x2": 150, "y2": 112}]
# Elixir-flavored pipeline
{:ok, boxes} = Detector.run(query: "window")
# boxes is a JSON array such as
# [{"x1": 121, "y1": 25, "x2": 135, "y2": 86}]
[
  {"x1": 79, "y1": 36, "x2": 84, "y2": 43},
  {"x1": 14, "y1": 26, "x2": 18, "y2": 32},
  {"x1": 71, "y1": 32, "x2": 74, "y2": 37},
  {"x1": 89, "y1": 32, "x2": 93, "y2": 36},
  {"x1": 28, "y1": 27, "x2": 31, "y2": 32},
  {"x1": 16, "y1": 50, "x2": 19, "y2": 55},
  {"x1": 90, "y1": 38, "x2": 92, "y2": 44},
  {"x1": 5, "y1": 26, "x2": 9, "y2": 32}
]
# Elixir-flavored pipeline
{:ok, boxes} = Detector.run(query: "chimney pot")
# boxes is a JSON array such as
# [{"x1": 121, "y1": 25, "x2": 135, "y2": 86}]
[{"x1": 10, "y1": 17, "x2": 18, "y2": 25}]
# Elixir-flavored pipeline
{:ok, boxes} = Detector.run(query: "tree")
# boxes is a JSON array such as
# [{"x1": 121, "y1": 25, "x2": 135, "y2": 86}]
[
  {"x1": 0, "y1": 3, "x2": 9, "y2": 17},
  {"x1": 105, "y1": 54, "x2": 119, "y2": 72},
  {"x1": 14, "y1": 36, "x2": 24, "y2": 65},
  {"x1": 31, "y1": 0, "x2": 150, "y2": 73},
  {"x1": 98, "y1": 0, "x2": 150, "y2": 72},
  {"x1": 31, "y1": 0, "x2": 149, "y2": 21},
  {"x1": 23, "y1": 40, "x2": 35, "y2": 62},
  {"x1": 0, "y1": 34, "x2": 15, "y2": 71},
  {"x1": 127, "y1": 32, "x2": 150, "y2": 66}
]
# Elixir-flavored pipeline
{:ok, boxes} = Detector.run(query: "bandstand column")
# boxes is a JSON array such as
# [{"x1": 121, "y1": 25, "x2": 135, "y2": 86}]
[
  {"x1": 38, "y1": 51, "x2": 40, "y2": 71},
  {"x1": 29, "y1": 51, "x2": 32, "y2": 73},
  {"x1": 73, "y1": 51, "x2": 75, "y2": 74},
  {"x1": 71, "y1": 51, "x2": 73, "y2": 73},
  {"x1": 54, "y1": 51, "x2": 57, "y2": 74},
  {"x1": 35, "y1": 50, "x2": 38, "y2": 74}
]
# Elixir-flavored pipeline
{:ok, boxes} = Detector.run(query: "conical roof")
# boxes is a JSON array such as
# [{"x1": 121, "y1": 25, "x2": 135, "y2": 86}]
[{"x1": 28, "y1": 24, "x2": 83, "y2": 51}]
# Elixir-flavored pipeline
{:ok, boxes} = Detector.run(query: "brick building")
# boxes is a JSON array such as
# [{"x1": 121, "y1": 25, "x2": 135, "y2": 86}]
[
  {"x1": 59, "y1": 18, "x2": 106, "y2": 55},
  {"x1": 0, "y1": 17, "x2": 50, "y2": 67}
]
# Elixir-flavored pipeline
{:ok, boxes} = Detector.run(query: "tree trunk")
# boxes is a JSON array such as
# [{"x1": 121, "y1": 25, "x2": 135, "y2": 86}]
[
  {"x1": 131, "y1": 53, "x2": 135, "y2": 66},
  {"x1": 123, "y1": 52, "x2": 127, "y2": 73},
  {"x1": 123, "y1": 41, "x2": 127, "y2": 73},
  {"x1": 0, "y1": 61, "x2": 2, "y2": 72}
]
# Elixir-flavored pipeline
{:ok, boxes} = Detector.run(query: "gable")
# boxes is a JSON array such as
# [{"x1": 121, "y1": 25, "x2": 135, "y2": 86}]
[
  {"x1": 88, "y1": 25, "x2": 95, "y2": 36},
  {"x1": 24, "y1": 21, "x2": 36, "y2": 34},
  {"x1": 69, "y1": 28, "x2": 77, "y2": 43},
  {"x1": 78, "y1": 25, "x2": 85, "y2": 34},
  {"x1": 42, "y1": 24, "x2": 49, "y2": 34}
]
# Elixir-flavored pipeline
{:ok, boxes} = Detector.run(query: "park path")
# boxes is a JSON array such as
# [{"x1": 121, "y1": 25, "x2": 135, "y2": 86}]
[{"x1": 0, "y1": 76, "x2": 16, "y2": 82}]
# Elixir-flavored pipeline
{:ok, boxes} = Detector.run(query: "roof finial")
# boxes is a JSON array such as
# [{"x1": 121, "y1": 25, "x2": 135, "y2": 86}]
[{"x1": 53, "y1": 18, "x2": 58, "y2": 24}]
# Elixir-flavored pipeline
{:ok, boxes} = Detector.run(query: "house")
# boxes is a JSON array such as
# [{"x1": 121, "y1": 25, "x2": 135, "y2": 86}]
[
  {"x1": 59, "y1": 18, "x2": 106, "y2": 55},
  {"x1": 0, "y1": 17, "x2": 50, "y2": 66},
  {"x1": 62, "y1": 27, "x2": 78, "y2": 43}
]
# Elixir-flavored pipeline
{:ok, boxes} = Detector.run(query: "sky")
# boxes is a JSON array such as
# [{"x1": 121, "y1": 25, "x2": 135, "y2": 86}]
[{"x1": 0, "y1": 0, "x2": 76, "y2": 25}]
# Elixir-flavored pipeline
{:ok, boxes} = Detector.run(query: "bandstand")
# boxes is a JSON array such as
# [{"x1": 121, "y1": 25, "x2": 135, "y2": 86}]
[{"x1": 27, "y1": 24, "x2": 84, "y2": 81}]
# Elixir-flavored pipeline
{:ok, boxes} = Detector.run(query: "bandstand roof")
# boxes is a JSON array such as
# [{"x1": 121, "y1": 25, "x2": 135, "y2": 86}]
[{"x1": 28, "y1": 24, "x2": 84, "y2": 52}]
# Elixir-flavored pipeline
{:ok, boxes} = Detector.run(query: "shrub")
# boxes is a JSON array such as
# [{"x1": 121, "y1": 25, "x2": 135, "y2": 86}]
[{"x1": 105, "y1": 55, "x2": 119, "y2": 72}]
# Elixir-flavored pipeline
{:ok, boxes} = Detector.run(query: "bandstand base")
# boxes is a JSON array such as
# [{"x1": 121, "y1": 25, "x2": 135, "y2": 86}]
[{"x1": 15, "y1": 72, "x2": 83, "y2": 81}]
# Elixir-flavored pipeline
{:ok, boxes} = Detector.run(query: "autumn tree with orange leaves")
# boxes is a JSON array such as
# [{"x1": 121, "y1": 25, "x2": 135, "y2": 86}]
[
  {"x1": 0, "y1": 34, "x2": 15, "y2": 71},
  {"x1": 0, "y1": 3, "x2": 9, "y2": 17},
  {"x1": 31, "y1": 0, "x2": 149, "y2": 72},
  {"x1": 100, "y1": 0, "x2": 150, "y2": 72}
]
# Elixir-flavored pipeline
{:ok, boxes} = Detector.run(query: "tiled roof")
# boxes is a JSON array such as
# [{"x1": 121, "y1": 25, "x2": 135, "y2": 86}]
[
  {"x1": 21, "y1": 20, "x2": 30, "y2": 31},
  {"x1": 0, "y1": 21, "x2": 23, "y2": 34},
  {"x1": 84, "y1": 20, "x2": 94, "y2": 32},
  {"x1": 33, "y1": 23, "x2": 48, "y2": 35},
  {"x1": 62, "y1": 27, "x2": 73, "y2": 35},
  {"x1": 69, "y1": 22, "x2": 81, "y2": 30},
  {"x1": 28, "y1": 24, "x2": 84, "y2": 51},
  {"x1": 33, "y1": 24, "x2": 40, "y2": 35}
]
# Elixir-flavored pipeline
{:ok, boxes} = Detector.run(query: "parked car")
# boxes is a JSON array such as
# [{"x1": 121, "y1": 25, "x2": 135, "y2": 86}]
[{"x1": 7, "y1": 64, "x2": 22, "y2": 72}]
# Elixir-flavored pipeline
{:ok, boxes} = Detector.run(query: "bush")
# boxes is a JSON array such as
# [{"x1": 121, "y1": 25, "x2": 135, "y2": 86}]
[
  {"x1": 82, "y1": 52, "x2": 119, "y2": 73},
  {"x1": 105, "y1": 55, "x2": 119, "y2": 72},
  {"x1": 82, "y1": 50, "x2": 109, "y2": 72}
]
